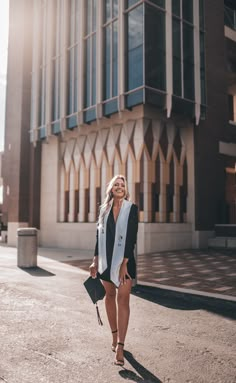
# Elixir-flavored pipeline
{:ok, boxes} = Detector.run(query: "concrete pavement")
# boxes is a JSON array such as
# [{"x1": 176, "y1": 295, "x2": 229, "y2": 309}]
[
  {"x1": 59, "y1": 247, "x2": 236, "y2": 302},
  {"x1": 0, "y1": 244, "x2": 236, "y2": 383}
]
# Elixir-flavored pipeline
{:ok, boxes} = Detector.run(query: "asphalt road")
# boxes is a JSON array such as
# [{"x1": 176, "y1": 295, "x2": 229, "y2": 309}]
[{"x1": 0, "y1": 249, "x2": 236, "y2": 383}]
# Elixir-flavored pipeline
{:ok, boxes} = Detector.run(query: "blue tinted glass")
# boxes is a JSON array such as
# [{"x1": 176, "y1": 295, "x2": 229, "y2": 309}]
[
  {"x1": 74, "y1": 45, "x2": 78, "y2": 111},
  {"x1": 172, "y1": 18, "x2": 181, "y2": 96},
  {"x1": 105, "y1": 25, "x2": 111, "y2": 99},
  {"x1": 199, "y1": 0, "x2": 204, "y2": 29},
  {"x1": 86, "y1": 0, "x2": 92, "y2": 34},
  {"x1": 38, "y1": 68, "x2": 42, "y2": 126},
  {"x1": 126, "y1": 89, "x2": 143, "y2": 108},
  {"x1": 149, "y1": 0, "x2": 165, "y2": 8},
  {"x1": 85, "y1": 39, "x2": 91, "y2": 107},
  {"x1": 127, "y1": 0, "x2": 139, "y2": 9},
  {"x1": 182, "y1": 0, "x2": 193, "y2": 23},
  {"x1": 53, "y1": 62, "x2": 57, "y2": 120},
  {"x1": 145, "y1": 5, "x2": 166, "y2": 91},
  {"x1": 75, "y1": 0, "x2": 79, "y2": 42},
  {"x1": 92, "y1": 34, "x2": 96, "y2": 105},
  {"x1": 92, "y1": 0, "x2": 97, "y2": 31},
  {"x1": 68, "y1": 50, "x2": 73, "y2": 114},
  {"x1": 113, "y1": 0, "x2": 118, "y2": 17},
  {"x1": 58, "y1": 88, "x2": 60, "y2": 120},
  {"x1": 112, "y1": 21, "x2": 118, "y2": 96},
  {"x1": 127, "y1": 5, "x2": 143, "y2": 91},
  {"x1": 172, "y1": 0, "x2": 180, "y2": 16},
  {"x1": 105, "y1": 0, "x2": 111, "y2": 21},
  {"x1": 183, "y1": 24, "x2": 194, "y2": 100},
  {"x1": 200, "y1": 31, "x2": 206, "y2": 104}
]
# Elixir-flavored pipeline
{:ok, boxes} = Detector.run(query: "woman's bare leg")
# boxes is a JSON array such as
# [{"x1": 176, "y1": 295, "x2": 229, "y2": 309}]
[
  {"x1": 116, "y1": 279, "x2": 132, "y2": 363},
  {"x1": 103, "y1": 281, "x2": 117, "y2": 348}
]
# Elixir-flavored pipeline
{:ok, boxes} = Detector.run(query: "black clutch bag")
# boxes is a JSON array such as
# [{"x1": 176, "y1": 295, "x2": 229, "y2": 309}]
[{"x1": 83, "y1": 276, "x2": 106, "y2": 325}]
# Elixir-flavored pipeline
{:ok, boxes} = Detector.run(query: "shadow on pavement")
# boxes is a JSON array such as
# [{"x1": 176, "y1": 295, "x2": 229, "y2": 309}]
[
  {"x1": 18, "y1": 266, "x2": 55, "y2": 277},
  {"x1": 132, "y1": 285, "x2": 236, "y2": 321},
  {"x1": 119, "y1": 350, "x2": 162, "y2": 382}
]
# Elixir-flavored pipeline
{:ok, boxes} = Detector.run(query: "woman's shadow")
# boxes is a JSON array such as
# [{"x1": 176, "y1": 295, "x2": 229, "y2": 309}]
[{"x1": 119, "y1": 350, "x2": 162, "y2": 383}]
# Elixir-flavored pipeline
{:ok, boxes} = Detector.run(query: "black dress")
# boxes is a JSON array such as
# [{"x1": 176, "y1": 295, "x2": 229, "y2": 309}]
[{"x1": 94, "y1": 204, "x2": 138, "y2": 283}]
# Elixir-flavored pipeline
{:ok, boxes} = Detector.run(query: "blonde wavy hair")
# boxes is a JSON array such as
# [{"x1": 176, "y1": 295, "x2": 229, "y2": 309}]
[{"x1": 98, "y1": 175, "x2": 130, "y2": 226}]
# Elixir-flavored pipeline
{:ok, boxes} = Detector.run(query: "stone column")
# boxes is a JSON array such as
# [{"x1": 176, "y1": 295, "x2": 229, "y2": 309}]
[
  {"x1": 159, "y1": 161, "x2": 167, "y2": 222},
  {"x1": 59, "y1": 163, "x2": 66, "y2": 222},
  {"x1": 68, "y1": 165, "x2": 75, "y2": 222},
  {"x1": 88, "y1": 161, "x2": 96, "y2": 222},
  {"x1": 78, "y1": 165, "x2": 85, "y2": 222}
]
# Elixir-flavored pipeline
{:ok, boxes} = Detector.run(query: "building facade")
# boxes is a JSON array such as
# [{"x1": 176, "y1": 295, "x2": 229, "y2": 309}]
[{"x1": 2, "y1": 0, "x2": 236, "y2": 252}]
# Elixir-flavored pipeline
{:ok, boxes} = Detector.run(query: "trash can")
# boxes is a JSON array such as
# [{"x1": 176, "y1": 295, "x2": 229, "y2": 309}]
[{"x1": 17, "y1": 228, "x2": 38, "y2": 268}]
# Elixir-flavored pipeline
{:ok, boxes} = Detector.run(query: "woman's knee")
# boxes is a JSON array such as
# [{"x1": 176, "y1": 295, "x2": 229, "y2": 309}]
[
  {"x1": 105, "y1": 290, "x2": 116, "y2": 302},
  {"x1": 103, "y1": 281, "x2": 116, "y2": 299},
  {"x1": 117, "y1": 293, "x2": 130, "y2": 307}
]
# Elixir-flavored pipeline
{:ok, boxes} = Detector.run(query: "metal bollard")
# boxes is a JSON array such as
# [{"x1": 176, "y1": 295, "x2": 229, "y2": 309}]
[{"x1": 17, "y1": 228, "x2": 38, "y2": 268}]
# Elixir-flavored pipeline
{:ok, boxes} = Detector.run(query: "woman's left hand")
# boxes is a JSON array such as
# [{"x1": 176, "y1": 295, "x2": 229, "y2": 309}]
[{"x1": 119, "y1": 262, "x2": 131, "y2": 285}]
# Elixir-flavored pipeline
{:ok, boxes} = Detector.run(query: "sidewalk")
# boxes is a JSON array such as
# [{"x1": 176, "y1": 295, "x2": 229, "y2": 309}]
[
  {"x1": 2, "y1": 244, "x2": 235, "y2": 302},
  {"x1": 61, "y1": 247, "x2": 236, "y2": 302}
]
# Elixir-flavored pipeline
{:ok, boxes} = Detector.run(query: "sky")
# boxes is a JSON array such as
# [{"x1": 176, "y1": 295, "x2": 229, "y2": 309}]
[{"x1": 0, "y1": 0, "x2": 9, "y2": 152}]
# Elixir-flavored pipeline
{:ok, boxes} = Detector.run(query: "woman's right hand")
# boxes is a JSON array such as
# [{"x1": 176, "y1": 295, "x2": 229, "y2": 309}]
[{"x1": 89, "y1": 261, "x2": 98, "y2": 278}]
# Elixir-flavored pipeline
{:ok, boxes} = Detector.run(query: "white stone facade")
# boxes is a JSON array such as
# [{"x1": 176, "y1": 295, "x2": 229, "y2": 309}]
[{"x1": 39, "y1": 105, "x2": 196, "y2": 253}]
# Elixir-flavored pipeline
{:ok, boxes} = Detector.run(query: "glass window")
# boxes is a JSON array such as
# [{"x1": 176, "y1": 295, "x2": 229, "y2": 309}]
[
  {"x1": 148, "y1": 0, "x2": 165, "y2": 8},
  {"x1": 105, "y1": 25, "x2": 111, "y2": 99},
  {"x1": 67, "y1": 0, "x2": 79, "y2": 116},
  {"x1": 92, "y1": 34, "x2": 96, "y2": 105},
  {"x1": 86, "y1": 0, "x2": 96, "y2": 33},
  {"x1": 126, "y1": 5, "x2": 144, "y2": 91},
  {"x1": 126, "y1": 0, "x2": 139, "y2": 9},
  {"x1": 103, "y1": 2, "x2": 118, "y2": 101},
  {"x1": 172, "y1": 0, "x2": 180, "y2": 16},
  {"x1": 183, "y1": 23, "x2": 194, "y2": 100},
  {"x1": 38, "y1": 2, "x2": 47, "y2": 127},
  {"x1": 105, "y1": 0, "x2": 111, "y2": 21},
  {"x1": 199, "y1": 0, "x2": 204, "y2": 29},
  {"x1": 52, "y1": 0, "x2": 62, "y2": 121},
  {"x1": 92, "y1": 0, "x2": 96, "y2": 31},
  {"x1": 182, "y1": 0, "x2": 193, "y2": 23},
  {"x1": 85, "y1": 38, "x2": 91, "y2": 107},
  {"x1": 172, "y1": 18, "x2": 181, "y2": 96},
  {"x1": 113, "y1": 0, "x2": 118, "y2": 17},
  {"x1": 84, "y1": 0, "x2": 97, "y2": 108},
  {"x1": 200, "y1": 31, "x2": 206, "y2": 105},
  {"x1": 86, "y1": 0, "x2": 92, "y2": 34},
  {"x1": 112, "y1": 21, "x2": 118, "y2": 96},
  {"x1": 145, "y1": 4, "x2": 166, "y2": 91}
]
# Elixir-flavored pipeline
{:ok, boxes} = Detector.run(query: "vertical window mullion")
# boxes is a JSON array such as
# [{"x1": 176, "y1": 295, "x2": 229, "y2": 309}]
[
  {"x1": 110, "y1": 0, "x2": 113, "y2": 98},
  {"x1": 91, "y1": 1, "x2": 93, "y2": 107},
  {"x1": 90, "y1": 36, "x2": 93, "y2": 106},
  {"x1": 72, "y1": 0, "x2": 75, "y2": 114},
  {"x1": 180, "y1": 0, "x2": 184, "y2": 98},
  {"x1": 42, "y1": 3, "x2": 47, "y2": 126},
  {"x1": 56, "y1": 0, "x2": 59, "y2": 119},
  {"x1": 71, "y1": 0, "x2": 74, "y2": 113},
  {"x1": 72, "y1": 48, "x2": 75, "y2": 113},
  {"x1": 110, "y1": 23, "x2": 113, "y2": 98}
]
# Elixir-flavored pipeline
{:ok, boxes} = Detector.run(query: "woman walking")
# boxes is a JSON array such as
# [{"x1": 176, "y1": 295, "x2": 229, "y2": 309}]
[{"x1": 89, "y1": 175, "x2": 138, "y2": 366}]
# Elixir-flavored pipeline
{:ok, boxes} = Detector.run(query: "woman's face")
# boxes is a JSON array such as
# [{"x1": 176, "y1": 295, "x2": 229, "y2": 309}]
[{"x1": 111, "y1": 178, "x2": 126, "y2": 199}]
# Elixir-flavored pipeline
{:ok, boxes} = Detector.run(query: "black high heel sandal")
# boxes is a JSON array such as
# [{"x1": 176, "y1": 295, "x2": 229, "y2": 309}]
[
  {"x1": 111, "y1": 330, "x2": 118, "y2": 352},
  {"x1": 114, "y1": 342, "x2": 124, "y2": 366}
]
